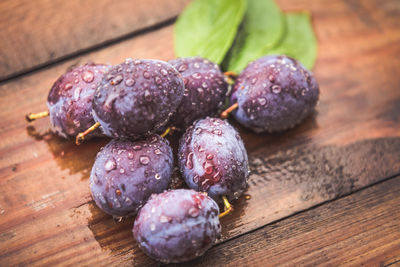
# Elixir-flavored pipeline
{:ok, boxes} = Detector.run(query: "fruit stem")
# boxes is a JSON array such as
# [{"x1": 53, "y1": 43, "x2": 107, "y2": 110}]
[
  {"x1": 25, "y1": 110, "x2": 49, "y2": 122},
  {"x1": 75, "y1": 122, "x2": 100, "y2": 145},
  {"x1": 160, "y1": 127, "x2": 176, "y2": 138},
  {"x1": 224, "y1": 71, "x2": 238, "y2": 85},
  {"x1": 220, "y1": 103, "x2": 238, "y2": 119},
  {"x1": 224, "y1": 71, "x2": 238, "y2": 79},
  {"x1": 219, "y1": 196, "x2": 233, "y2": 218}
]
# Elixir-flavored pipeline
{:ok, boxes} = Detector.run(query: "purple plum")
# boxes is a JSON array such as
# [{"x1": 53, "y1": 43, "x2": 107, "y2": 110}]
[
  {"x1": 133, "y1": 189, "x2": 221, "y2": 263},
  {"x1": 166, "y1": 57, "x2": 228, "y2": 129},
  {"x1": 178, "y1": 117, "x2": 249, "y2": 203},
  {"x1": 44, "y1": 63, "x2": 109, "y2": 138},
  {"x1": 92, "y1": 58, "x2": 184, "y2": 140},
  {"x1": 90, "y1": 135, "x2": 173, "y2": 217},
  {"x1": 230, "y1": 55, "x2": 319, "y2": 132}
]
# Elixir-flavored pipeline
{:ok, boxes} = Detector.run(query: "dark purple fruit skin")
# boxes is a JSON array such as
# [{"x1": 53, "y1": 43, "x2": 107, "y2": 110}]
[
  {"x1": 47, "y1": 63, "x2": 109, "y2": 138},
  {"x1": 230, "y1": 55, "x2": 319, "y2": 133},
  {"x1": 133, "y1": 189, "x2": 221, "y2": 263},
  {"x1": 90, "y1": 135, "x2": 173, "y2": 217},
  {"x1": 178, "y1": 117, "x2": 249, "y2": 203},
  {"x1": 92, "y1": 58, "x2": 184, "y2": 140},
  {"x1": 166, "y1": 57, "x2": 228, "y2": 129}
]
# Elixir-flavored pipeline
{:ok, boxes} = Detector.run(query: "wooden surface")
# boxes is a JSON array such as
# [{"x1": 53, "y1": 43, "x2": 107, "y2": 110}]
[
  {"x1": 0, "y1": 0, "x2": 190, "y2": 81},
  {"x1": 177, "y1": 176, "x2": 400, "y2": 266},
  {"x1": 1, "y1": 0, "x2": 400, "y2": 266}
]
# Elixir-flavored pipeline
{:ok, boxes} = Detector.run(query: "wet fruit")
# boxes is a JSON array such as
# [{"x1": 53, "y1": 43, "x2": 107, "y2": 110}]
[
  {"x1": 133, "y1": 189, "x2": 221, "y2": 263},
  {"x1": 90, "y1": 135, "x2": 173, "y2": 217},
  {"x1": 166, "y1": 57, "x2": 228, "y2": 129},
  {"x1": 27, "y1": 63, "x2": 109, "y2": 139},
  {"x1": 178, "y1": 117, "x2": 249, "y2": 203},
  {"x1": 226, "y1": 55, "x2": 319, "y2": 132},
  {"x1": 91, "y1": 58, "x2": 184, "y2": 140}
]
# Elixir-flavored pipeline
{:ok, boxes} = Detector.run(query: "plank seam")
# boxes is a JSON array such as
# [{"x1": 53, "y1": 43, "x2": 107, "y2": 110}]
[
  {"x1": 385, "y1": 259, "x2": 400, "y2": 267},
  {"x1": 0, "y1": 17, "x2": 177, "y2": 85}
]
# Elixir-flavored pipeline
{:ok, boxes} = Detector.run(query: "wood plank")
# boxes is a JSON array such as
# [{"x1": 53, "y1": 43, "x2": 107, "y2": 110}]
[
  {"x1": 174, "y1": 176, "x2": 400, "y2": 267},
  {"x1": 1, "y1": 0, "x2": 400, "y2": 265},
  {"x1": 0, "y1": 0, "x2": 190, "y2": 81}
]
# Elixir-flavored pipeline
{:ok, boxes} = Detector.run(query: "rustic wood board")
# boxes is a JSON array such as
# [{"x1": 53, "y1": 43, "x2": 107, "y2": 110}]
[
  {"x1": 174, "y1": 176, "x2": 400, "y2": 267},
  {"x1": 0, "y1": 0, "x2": 190, "y2": 81},
  {"x1": 0, "y1": 0, "x2": 400, "y2": 266}
]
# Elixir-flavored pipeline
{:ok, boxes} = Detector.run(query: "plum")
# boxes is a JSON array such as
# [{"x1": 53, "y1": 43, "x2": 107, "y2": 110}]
[
  {"x1": 90, "y1": 135, "x2": 173, "y2": 217},
  {"x1": 26, "y1": 63, "x2": 109, "y2": 139},
  {"x1": 133, "y1": 189, "x2": 221, "y2": 263},
  {"x1": 225, "y1": 55, "x2": 319, "y2": 132},
  {"x1": 166, "y1": 57, "x2": 228, "y2": 129},
  {"x1": 178, "y1": 117, "x2": 249, "y2": 203},
  {"x1": 88, "y1": 58, "x2": 184, "y2": 141}
]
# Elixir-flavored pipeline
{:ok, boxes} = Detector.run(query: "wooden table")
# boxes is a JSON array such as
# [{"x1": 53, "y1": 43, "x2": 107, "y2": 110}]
[{"x1": 1, "y1": 0, "x2": 399, "y2": 266}]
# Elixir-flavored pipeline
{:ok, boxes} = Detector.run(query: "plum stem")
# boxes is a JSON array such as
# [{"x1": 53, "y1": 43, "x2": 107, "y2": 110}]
[
  {"x1": 75, "y1": 122, "x2": 100, "y2": 145},
  {"x1": 25, "y1": 110, "x2": 49, "y2": 122},
  {"x1": 219, "y1": 196, "x2": 233, "y2": 218},
  {"x1": 224, "y1": 71, "x2": 238, "y2": 79},
  {"x1": 160, "y1": 127, "x2": 177, "y2": 138},
  {"x1": 220, "y1": 103, "x2": 238, "y2": 119},
  {"x1": 224, "y1": 71, "x2": 238, "y2": 85},
  {"x1": 161, "y1": 127, "x2": 171, "y2": 138}
]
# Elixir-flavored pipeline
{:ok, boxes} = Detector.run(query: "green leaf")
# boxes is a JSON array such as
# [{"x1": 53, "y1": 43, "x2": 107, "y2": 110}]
[
  {"x1": 223, "y1": 0, "x2": 285, "y2": 73},
  {"x1": 266, "y1": 12, "x2": 317, "y2": 70},
  {"x1": 174, "y1": 0, "x2": 246, "y2": 64}
]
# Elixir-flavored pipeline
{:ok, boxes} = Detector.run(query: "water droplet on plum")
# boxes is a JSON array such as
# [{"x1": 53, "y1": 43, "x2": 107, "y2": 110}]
[
  {"x1": 111, "y1": 75, "x2": 123, "y2": 85},
  {"x1": 160, "y1": 68, "x2": 168, "y2": 76},
  {"x1": 178, "y1": 64, "x2": 187, "y2": 72},
  {"x1": 271, "y1": 85, "x2": 281, "y2": 94},
  {"x1": 139, "y1": 155, "x2": 150, "y2": 165},
  {"x1": 192, "y1": 72, "x2": 201, "y2": 79},
  {"x1": 82, "y1": 71, "x2": 94, "y2": 83},
  {"x1": 143, "y1": 71, "x2": 151, "y2": 79},
  {"x1": 105, "y1": 159, "x2": 116, "y2": 171},
  {"x1": 188, "y1": 207, "x2": 199, "y2": 217},
  {"x1": 155, "y1": 76, "x2": 162, "y2": 84},
  {"x1": 186, "y1": 152, "x2": 194, "y2": 169},
  {"x1": 257, "y1": 97, "x2": 267, "y2": 106},
  {"x1": 125, "y1": 78, "x2": 135, "y2": 87},
  {"x1": 64, "y1": 83, "x2": 73, "y2": 90},
  {"x1": 74, "y1": 87, "x2": 82, "y2": 100}
]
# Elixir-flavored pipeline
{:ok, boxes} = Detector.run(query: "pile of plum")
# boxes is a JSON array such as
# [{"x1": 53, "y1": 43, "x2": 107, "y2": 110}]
[{"x1": 27, "y1": 55, "x2": 319, "y2": 263}]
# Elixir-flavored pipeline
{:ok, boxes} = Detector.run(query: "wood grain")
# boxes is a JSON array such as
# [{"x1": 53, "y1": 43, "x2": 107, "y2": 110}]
[
  {"x1": 0, "y1": 0, "x2": 190, "y2": 81},
  {"x1": 173, "y1": 176, "x2": 400, "y2": 267},
  {"x1": 0, "y1": 0, "x2": 400, "y2": 266}
]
